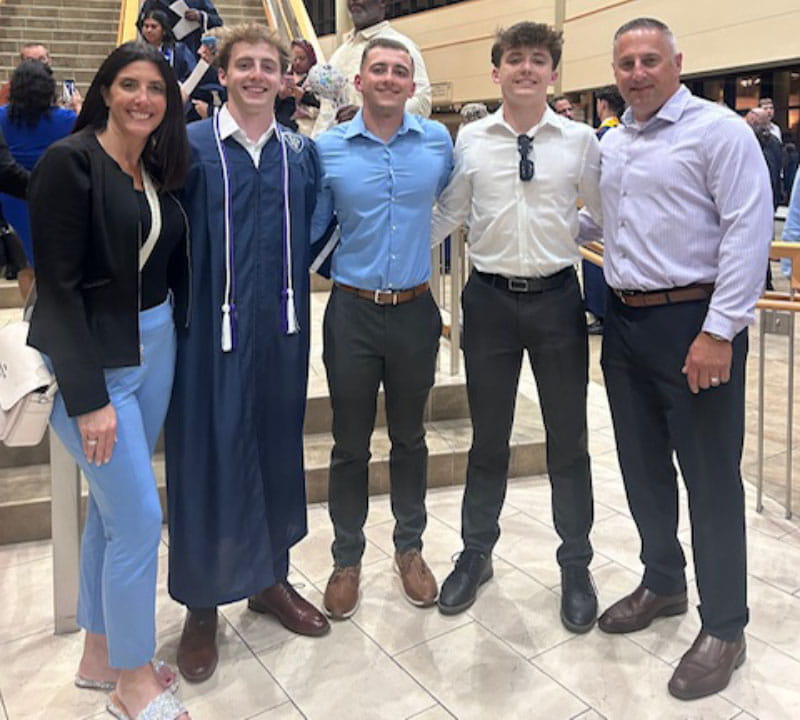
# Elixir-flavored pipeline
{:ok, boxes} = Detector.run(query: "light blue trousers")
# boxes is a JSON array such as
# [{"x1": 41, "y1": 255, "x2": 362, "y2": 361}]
[{"x1": 49, "y1": 299, "x2": 175, "y2": 668}]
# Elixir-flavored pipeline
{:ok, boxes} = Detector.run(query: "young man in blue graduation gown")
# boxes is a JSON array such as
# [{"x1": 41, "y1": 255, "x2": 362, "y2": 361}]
[
  {"x1": 137, "y1": 0, "x2": 223, "y2": 54},
  {"x1": 166, "y1": 23, "x2": 329, "y2": 685}
]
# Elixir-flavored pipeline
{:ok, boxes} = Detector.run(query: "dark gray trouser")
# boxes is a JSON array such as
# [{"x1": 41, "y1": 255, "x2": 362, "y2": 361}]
[
  {"x1": 602, "y1": 290, "x2": 748, "y2": 641},
  {"x1": 461, "y1": 268, "x2": 594, "y2": 569},
  {"x1": 323, "y1": 286, "x2": 442, "y2": 566}
]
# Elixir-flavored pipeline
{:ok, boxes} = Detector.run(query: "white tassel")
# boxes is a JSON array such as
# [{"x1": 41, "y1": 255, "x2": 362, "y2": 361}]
[
  {"x1": 221, "y1": 305, "x2": 233, "y2": 352},
  {"x1": 285, "y1": 288, "x2": 299, "y2": 335}
]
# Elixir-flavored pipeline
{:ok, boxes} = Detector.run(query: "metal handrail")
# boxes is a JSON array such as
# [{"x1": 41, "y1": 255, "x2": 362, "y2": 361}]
[{"x1": 580, "y1": 240, "x2": 800, "y2": 519}]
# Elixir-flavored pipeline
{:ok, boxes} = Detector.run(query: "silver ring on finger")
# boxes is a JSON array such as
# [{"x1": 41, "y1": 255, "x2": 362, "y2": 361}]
[
  {"x1": 86, "y1": 439, "x2": 99, "y2": 446},
  {"x1": 710, "y1": 377, "x2": 721, "y2": 387}
]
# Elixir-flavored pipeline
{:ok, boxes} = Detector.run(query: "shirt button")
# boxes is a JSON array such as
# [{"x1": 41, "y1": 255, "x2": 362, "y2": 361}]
[
  {"x1": 620, "y1": 220, "x2": 626, "y2": 227},
  {"x1": 622, "y1": 190, "x2": 628, "y2": 197},
  {"x1": 392, "y1": 225, "x2": 397, "y2": 231}
]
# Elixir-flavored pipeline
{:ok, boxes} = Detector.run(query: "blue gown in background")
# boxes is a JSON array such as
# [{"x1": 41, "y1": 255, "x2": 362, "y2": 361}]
[
  {"x1": 0, "y1": 105, "x2": 76, "y2": 262},
  {"x1": 166, "y1": 119, "x2": 320, "y2": 608}
]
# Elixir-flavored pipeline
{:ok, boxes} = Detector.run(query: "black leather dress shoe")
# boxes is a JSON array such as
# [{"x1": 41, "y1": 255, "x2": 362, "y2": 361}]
[
  {"x1": 437, "y1": 549, "x2": 493, "y2": 615},
  {"x1": 560, "y1": 566, "x2": 598, "y2": 633}
]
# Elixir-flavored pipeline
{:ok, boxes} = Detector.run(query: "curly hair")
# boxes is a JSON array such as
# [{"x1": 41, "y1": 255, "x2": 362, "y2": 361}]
[
  {"x1": 8, "y1": 60, "x2": 55, "y2": 128},
  {"x1": 491, "y1": 22, "x2": 563, "y2": 69}
]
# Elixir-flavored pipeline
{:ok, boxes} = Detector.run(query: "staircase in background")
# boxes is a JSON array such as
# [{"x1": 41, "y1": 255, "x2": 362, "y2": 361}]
[
  {"x1": 0, "y1": 0, "x2": 119, "y2": 91},
  {"x1": 0, "y1": 0, "x2": 548, "y2": 545}
]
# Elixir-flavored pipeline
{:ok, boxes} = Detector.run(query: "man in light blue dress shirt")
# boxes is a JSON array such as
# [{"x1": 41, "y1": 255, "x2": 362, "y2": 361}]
[
  {"x1": 312, "y1": 37, "x2": 453, "y2": 620},
  {"x1": 580, "y1": 17, "x2": 773, "y2": 701}
]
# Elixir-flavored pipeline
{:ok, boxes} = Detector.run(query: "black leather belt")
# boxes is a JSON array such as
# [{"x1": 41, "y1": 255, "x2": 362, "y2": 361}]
[{"x1": 474, "y1": 267, "x2": 573, "y2": 293}]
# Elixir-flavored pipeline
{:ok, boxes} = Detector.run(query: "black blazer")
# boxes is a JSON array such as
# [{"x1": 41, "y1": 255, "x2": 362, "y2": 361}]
[
  {"x1": 27, "y1": 129, "x2": 188, "y2": 417},
  {"x1": 0, "y1": 125, "x2": 28, "y2": 199}
]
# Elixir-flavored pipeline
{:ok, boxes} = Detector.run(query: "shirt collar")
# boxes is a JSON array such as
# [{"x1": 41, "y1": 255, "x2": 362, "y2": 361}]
[
  {"x1": 343, "y1": 108, "x2": 424, "y2": 142},
  {"x1": 345, "y1": 20, "x2": 391, "y2": 43},
  {"x1": 485, "y1": 104, "x2": 565, "y2": 137},
  {"x1": 217, "y1": 104, "x2": 276, "y2": 144},
  {"x1": 621, "y1": 84, "x2": 690, "y2": 129}
]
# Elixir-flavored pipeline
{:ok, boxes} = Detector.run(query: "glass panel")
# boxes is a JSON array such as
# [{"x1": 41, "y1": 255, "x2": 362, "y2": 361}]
[{"x1": 735, "y1": 74, "x2": 761, "y2": 111}]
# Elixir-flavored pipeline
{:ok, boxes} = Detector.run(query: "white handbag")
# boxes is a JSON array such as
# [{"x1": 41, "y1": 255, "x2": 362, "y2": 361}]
[{"x1": 0, "y1": 319, "x2": 57, "y2": 446}]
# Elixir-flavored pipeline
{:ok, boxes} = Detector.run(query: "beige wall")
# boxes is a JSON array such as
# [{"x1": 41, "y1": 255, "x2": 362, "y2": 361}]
[
  {"x1": 563, "y1": 0, "x2": 800, "y2": 91},
  {"x1": 319, "y1": 0, "x2": 800, "y2": 103}
]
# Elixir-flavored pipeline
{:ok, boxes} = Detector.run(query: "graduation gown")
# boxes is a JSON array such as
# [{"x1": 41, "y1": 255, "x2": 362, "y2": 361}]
[{"x1": 166, "y1": 119, "x2": 319, "y2": 607}]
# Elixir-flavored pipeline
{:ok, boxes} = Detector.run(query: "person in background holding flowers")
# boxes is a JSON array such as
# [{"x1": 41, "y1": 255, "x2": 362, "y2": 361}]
[
  {"x1": 26, "y1": 42, "x2": 191, "y2": 720},
  {"x1": 275, "y1": 39, "x2": 320, "y2": 136}
]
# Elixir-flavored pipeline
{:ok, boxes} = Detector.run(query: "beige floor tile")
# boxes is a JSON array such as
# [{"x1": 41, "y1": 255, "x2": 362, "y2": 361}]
[
  {"x1": 349, "y1": 556, "x2": 471, "y2": 655},
  {"x1": 424, "y1": 483, "x2": 519, "y2": 534},
  {"x1": 407, "y1": 705, "x2": 456, "y2": 720},
  {"x1": 247, "y1": 701, "x2": 305, "y2": 719},
  {"x1": 395, "y1": 622, "x2": 587, "y2": 720},
  {"x1": 744, "y1": 500, "x2": 800, "y2": 539},
  {"x1": 0, "y1": 555, "x2": 53, "y2": 643},
  {"x1": 591, "y1": 475, "x2": 631, "y2": 517},
  {"x1": 364, "y1": 514, "x2": 464, "y2": 578},
  {"x1": 155, "y1": 553, "x2": 190, "y2": 640},
  {"x1": 466, "y1": 558, "x2": 575, "y2": 658},
  {"x1": 258, "y1": 621, "x2": 434, "y2": 720},
  {"x1": 532, "y1": 631, "x2": 740, "y2": 720},
  {"x1": 288, "y1": 504, "x2": 389, "y2": 585},
  {"x1": 591, "y1": 512, "x2": 697, "y2": 585},
  {"x1": 222, "y1": 567, "x2": 325, "y2": 655},
  {"x1": 718, "y1": 635, "x2": 800, "y2": 719},
  {"x1": 504, "y1": 474, "x2": 618, "y2": 527},
  {"x1": 493, "y1": 511, "x2": 597, "y2": 588},
  {"x1": 157, "y1": 623, "x2": 288, "y2": 720},
  {"x1": 0, "y1": 629, "x2": 104, "y2": 720},
  {"x1": 0, "y1": 539, "x2": 51, "y2": 569},
  {"x1": 746, "y1": 527, "x2": 800, "y2": 593},
  {"x1": 745, "y1": 575, "x2": 800, "y2": 661}
]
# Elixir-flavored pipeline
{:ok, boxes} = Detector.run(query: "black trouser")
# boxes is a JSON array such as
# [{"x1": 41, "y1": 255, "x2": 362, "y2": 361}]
[
  {"x1": 460, "y1": 268, "x2": 594, "y2": 569},
  {"x1": 323, "y1": 286, "x2": 442, "y2": 566},
  {"x1": 601, "y1": 290, "x2": 749, "y2": 642}
]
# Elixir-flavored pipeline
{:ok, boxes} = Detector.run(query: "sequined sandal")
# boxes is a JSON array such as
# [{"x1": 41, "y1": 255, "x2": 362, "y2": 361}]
[
  {"x1": 106, "y1": 688, "x2": 186, "y2": 720},
  {"x1": 75, "y1": 660, "x2": 179, "y2": 693}
]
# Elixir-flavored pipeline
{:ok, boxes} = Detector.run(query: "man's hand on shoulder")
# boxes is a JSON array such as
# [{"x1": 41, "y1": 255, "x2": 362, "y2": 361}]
[{"x1": 681, "y1": 331, "x2": 732, "y2": 394}]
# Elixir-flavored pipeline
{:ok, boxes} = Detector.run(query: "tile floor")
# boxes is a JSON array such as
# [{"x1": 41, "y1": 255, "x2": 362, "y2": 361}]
[
  {"x1": 2, "y1": 265, "x2": 800, "y2": 719},
  {"x1": 2, "y1": 354, "x2": 800, "y2": 719}
]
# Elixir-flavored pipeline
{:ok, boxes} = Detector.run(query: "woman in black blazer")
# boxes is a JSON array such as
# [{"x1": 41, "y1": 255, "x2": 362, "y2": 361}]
[{"x1": 27, "y1": 42, "x2": 191, "y2": 720}]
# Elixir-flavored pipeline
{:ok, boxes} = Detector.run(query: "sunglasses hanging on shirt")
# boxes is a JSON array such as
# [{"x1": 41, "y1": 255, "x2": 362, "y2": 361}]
[{"x1": 517, "y1": 134, "x2": 534, "y2": 182}]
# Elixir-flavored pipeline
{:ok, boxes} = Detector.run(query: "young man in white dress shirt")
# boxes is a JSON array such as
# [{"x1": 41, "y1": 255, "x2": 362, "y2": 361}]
[{"x1": 431, "y1": 21, "x2": 602, "y2": 632}]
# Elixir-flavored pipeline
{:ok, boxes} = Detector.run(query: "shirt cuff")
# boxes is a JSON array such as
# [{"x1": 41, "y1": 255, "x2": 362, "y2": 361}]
[{"x1": 701, "y1": 308, "x2": 741, "y2": 342}]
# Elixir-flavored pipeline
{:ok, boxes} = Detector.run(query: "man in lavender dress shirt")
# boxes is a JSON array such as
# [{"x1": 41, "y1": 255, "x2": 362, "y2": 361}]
[{"x1": 581, "y1": 17, "x2": 773, "y2": 700}]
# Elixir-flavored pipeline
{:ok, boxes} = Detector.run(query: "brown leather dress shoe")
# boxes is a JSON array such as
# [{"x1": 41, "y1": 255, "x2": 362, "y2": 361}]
[
  {"x1": 323, "y1": 564, "x2": 361, "y2": 619},
  {"x1": 248, "y1": 581, "x2": 330, "y2": 637},
  {"x1": 395, "y1": 550, "x2": 438, "y2": 607},
  {"x1": 598, "y1": 585, "x2": 688, "y2": 634},
  {"x1": 177, "y1": 608, "x2": 218, "y2": 683},
  {"x1": 668, "y1": 631, "x2": 746, "y2": 700}
]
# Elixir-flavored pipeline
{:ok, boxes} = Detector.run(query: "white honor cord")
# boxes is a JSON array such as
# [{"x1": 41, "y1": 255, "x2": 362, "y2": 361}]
[
  {"x1": 278, "y1": 127, "x2": 298, "y2": 335},
  {"x1": 139, "y1": 163, "x2": 162, "y2": 270},
  {"x1": 212, "y1": 113, "x2": 234, "y2": 352}
]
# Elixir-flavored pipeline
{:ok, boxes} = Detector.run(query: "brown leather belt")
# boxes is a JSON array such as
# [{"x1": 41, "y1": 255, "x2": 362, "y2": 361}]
[
  {"x1": 335, "y1": 282, "x2": 429, "y2": 306},
  {"x1": 612, "y1": 283, "x2": 714, "y2": 308}
]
